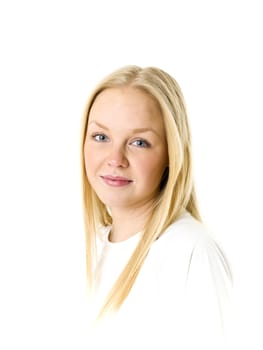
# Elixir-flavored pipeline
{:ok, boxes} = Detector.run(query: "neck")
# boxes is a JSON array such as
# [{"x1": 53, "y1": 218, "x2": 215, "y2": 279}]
[{"x1": 109, "y1": 205, "x2": 153, "y2": 243}]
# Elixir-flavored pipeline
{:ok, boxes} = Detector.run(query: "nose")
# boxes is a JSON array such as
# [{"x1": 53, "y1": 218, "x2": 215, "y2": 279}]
[{"x1": 107, "y1": 145, "x2": 129, "y2": 168}]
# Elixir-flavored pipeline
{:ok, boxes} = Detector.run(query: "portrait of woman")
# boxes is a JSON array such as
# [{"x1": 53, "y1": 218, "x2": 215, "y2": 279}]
[{"x1": 81, "y1": 65, "x2": 233, "y2": 349}]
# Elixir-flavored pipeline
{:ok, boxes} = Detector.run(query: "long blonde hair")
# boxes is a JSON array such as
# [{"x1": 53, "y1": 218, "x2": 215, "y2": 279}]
[{"x1": 81, "y1": 65, "x2": 201, "y2": 317}]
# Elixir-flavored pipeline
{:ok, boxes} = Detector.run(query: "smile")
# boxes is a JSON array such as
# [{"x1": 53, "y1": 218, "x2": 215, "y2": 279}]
[{"x1": 101, "y1": 175, "x2": 133, "y2": 187}]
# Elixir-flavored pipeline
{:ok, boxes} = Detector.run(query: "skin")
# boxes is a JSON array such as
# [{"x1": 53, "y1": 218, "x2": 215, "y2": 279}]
[{"x1": 84, "y1": 87, "x2": 168, "y2": 242}]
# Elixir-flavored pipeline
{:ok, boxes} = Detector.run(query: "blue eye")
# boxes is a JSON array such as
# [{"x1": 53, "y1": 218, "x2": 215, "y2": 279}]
[
  {"x1": 92, "y1": 133, "x2": 109, "y2": 142},
  {"x1": 132, "y1": 139, "x2": 150, "y2": 148}
]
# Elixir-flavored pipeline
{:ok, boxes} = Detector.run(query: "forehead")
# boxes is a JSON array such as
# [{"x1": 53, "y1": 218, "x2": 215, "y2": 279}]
[{"x1": 89, "y1": 87, "x2": 162, "y2": 123}]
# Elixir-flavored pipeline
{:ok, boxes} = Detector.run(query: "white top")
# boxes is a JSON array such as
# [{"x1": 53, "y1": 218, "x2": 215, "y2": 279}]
[{"x1": 87, "y1": 211, "x2": 233, "y2": 349}]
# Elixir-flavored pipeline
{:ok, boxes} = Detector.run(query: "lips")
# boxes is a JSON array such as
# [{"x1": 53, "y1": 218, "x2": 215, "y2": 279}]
[{"x1": 101, "y1": 175, "x2": 133, "y2": 187}]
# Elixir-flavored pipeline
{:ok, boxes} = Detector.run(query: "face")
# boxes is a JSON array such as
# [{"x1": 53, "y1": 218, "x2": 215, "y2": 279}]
[{"x1": 84, "y1": 87, "x2": 168, "y2": 213}]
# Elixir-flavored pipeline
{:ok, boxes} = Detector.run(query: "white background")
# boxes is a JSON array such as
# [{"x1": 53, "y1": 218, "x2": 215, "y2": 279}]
[{"x1": 0, "y1": 0, "x2": 262, "y2": 348}]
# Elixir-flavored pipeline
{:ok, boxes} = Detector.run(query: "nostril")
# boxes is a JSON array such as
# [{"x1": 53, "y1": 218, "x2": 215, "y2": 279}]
[
  {"x1": 107, "y1": 154, "x2": 129, "y2": 167},
  {"x1": 107, "y1": 159, "x2": 128, "y2": 167}
]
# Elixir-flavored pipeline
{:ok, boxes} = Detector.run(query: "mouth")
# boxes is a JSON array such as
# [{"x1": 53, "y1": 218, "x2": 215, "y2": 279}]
[{"x1": 101, "y1": 175, "x2": 133, "y2": 187}]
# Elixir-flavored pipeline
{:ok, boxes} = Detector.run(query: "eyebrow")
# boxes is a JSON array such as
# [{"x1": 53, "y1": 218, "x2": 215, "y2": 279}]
[{"x1": 88, "y1": 120, "x2": 161, "y2": 137}]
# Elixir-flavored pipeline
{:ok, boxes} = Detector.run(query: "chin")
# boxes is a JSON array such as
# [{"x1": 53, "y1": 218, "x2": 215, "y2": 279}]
[{"x1": 99, "y1": 196, "x2": 133, "y2": 209}]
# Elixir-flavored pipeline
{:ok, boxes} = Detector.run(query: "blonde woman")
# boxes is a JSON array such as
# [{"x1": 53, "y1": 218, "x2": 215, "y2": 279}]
[{"x1": 81, "y1": 66, "x2": 233, "y2": 349}]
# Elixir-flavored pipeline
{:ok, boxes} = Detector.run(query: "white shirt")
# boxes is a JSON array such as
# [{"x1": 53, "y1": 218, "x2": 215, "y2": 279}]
[{"x1": 88, "y1": 212, "x2": 233, "y2": 349}]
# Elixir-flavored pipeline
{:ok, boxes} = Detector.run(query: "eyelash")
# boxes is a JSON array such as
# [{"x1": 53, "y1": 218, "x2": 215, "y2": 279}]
[
  {"x1": 131, "y1": 139, "x2": 150, "y2": 148},
  {"x1": 91, "y1": 133, "x2": 151, "y2": 148},
  {"x1": 91, "y1": 133, "x2": 109, "y2": 142}
]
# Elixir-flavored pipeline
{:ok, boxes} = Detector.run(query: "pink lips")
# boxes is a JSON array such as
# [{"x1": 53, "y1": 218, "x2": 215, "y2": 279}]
[{"x1": 101, "y1": 175, "x2": 133, "y2": 187}]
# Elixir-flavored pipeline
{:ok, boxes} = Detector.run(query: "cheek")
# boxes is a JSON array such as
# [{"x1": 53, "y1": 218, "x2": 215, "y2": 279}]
[
  {"x1": 84, "y1": 147, "x2": 96, "y2": 177},
  {"x1": 140, "y1": 158, "x2": 166, "y2": 180}
]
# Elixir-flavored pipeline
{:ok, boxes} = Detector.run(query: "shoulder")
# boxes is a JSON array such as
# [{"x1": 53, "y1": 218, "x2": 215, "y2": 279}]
[
  {"x1": 153, "y1": 211, "x2": 215, "y2": 259},
  {"x1": 149, "y1": 211, "x2": 230, "y2": 291},
  {"x1": 155, "y1": 210, "x2": 232, "y2": 288}
]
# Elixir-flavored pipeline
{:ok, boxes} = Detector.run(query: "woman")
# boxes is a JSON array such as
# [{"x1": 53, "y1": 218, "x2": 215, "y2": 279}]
[{"x1": 81, "y1": 65, "x2": 233, "y2": 349}]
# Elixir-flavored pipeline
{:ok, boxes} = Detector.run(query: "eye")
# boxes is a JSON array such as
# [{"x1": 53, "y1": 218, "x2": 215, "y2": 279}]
[
  {"x1": 92, "y1": 133, "x2": 109, "y2": 142},
  {"x1": 131, "y1": 139, "x2": 150, "y2": 148}
]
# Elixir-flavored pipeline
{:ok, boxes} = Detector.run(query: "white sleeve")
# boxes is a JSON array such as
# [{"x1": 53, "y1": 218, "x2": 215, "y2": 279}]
[{"x1": 182, "y1": 235, "x2": 234, "y2": 349}]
